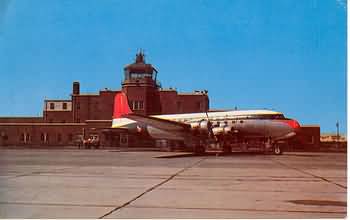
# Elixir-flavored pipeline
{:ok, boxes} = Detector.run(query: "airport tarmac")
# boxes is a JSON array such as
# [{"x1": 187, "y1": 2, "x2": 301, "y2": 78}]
[{"x1": 0, "y1": 149, "x2": 346, "y2": 218}]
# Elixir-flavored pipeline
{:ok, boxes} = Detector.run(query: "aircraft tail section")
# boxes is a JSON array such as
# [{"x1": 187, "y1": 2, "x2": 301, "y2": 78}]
[{"x1": 113, "y1": 92, "x2": 132, "y2": 119}]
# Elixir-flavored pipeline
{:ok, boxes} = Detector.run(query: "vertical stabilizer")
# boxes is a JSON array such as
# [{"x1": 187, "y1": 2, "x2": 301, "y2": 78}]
[{"x1": 113, "y1": 92, "x2": 132, "y2": 118}]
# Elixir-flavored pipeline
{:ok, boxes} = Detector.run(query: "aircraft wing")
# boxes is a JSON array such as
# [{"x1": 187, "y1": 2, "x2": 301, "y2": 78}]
[{"x1": 124, "y1": 114, "x2": 191, "y2": 132}]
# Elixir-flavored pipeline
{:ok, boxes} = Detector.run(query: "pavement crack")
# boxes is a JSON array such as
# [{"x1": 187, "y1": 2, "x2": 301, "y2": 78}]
[
  {"x1": 98, "y1": 157, "x2": 206, "y2": 219},
  {"x1": 271, "y1": 158, "x2": 346, "y2": 189}
]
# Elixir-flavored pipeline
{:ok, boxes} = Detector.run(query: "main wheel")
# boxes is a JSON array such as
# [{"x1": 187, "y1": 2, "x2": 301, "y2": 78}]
[{"x1": 273, "y1": 145, "x2": 283, "y2": 155}]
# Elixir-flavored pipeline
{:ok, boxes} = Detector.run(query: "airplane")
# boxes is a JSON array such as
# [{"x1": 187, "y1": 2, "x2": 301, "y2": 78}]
[{"x1": 112, "y1": 92, "x2": 301, "y2": 155}]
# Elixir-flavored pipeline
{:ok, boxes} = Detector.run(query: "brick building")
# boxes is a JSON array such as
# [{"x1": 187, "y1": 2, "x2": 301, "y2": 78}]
[{"x1": 0, "y1": 52, "x2": 209, "y2": 147}]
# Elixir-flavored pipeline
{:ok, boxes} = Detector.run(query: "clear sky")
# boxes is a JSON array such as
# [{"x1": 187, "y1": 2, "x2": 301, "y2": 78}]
[{"x1": 0, "y1": 0, "x2": 347, "y2": 134}]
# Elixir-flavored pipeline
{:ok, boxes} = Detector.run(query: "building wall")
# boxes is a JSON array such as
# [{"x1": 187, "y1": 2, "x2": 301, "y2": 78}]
[
  {"x1": 71, "y1": 91, "x2": 118, "y2": 123},
  {"x1": 0, "y1": 124, "x2": 85, "y2": 146},
  {"x1": 44, "y1": 111, "x2": 73, "y2": 123},
  {"x1": 159, "y1": 90, "x2": 178, "y2": 114},
  {"x1": 0, "y1": 117, "x2": 43, "y2": 123},
  {"x1": 159, "y1": 90, "x2": 209, "y2": 114},
  {"x1": 290, "y1": 125, "x2": 320, "y2": 150},
  {"x1": 177, "y1": 93, "x2": 209, "y2": 113}
]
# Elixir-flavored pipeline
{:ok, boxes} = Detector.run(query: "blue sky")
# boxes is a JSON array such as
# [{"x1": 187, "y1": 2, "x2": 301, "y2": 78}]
[{"x1": 0, "y1": 0, "x2": 347, "y2": 134}]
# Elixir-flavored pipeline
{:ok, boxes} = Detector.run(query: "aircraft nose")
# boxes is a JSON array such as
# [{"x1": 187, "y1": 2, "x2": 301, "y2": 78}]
[{"x1": 288, "y1": 119, "x2": 301, "y2": 130}]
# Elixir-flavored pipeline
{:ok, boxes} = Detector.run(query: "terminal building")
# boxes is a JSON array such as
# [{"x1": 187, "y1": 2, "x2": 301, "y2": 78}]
[
  {"x1": 0, "y1": 52, "x2": 320, "y2": 150},
  {"x1": 0, "y1": 52, "x2": 209, "y2": 147}
]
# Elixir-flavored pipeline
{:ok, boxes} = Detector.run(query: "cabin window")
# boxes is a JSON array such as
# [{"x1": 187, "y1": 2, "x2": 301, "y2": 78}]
[{"x1": 62, "y1": 102, "x2": 67, "y2": 110}]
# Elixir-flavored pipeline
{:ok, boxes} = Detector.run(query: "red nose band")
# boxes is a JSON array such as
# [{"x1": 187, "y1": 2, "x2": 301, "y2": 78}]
[{"x1": 284, "y1": 119, "x2": 300, "y2": 129}]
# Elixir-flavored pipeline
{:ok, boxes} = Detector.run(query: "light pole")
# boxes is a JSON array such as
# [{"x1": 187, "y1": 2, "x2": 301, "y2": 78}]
[{"x1": 336, "y1": 121, "x2": 339, "y2": 149}]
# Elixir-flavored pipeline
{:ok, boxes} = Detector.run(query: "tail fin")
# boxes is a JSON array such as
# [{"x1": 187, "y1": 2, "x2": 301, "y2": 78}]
[{"x1": 113, "y1": 92, "x2": 132, "y2": 118}]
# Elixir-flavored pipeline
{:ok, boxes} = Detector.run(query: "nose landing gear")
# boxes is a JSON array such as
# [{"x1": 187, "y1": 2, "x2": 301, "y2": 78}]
[{"x1": 273, "y1": 144, "x2": 283, "y2": 155}]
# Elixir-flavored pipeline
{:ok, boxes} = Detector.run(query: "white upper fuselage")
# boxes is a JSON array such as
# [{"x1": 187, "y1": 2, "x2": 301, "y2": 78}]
[{"x1": 112, "y1": 109, "x2": 283, "y2": 128}]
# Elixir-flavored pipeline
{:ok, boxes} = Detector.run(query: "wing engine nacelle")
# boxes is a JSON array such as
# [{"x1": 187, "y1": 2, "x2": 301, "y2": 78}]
[
  {"x1": 190, "y1": 120, "x2": 210, "y2": 134},
  {"x1": 212, "y1": 125, "x2": 235, "y2": 136},
  {"x1": 127, "y1": 123, "x2": 150, "y2": 137}
]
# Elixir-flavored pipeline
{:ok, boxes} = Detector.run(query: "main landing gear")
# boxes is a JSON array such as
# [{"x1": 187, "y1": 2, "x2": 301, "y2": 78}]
[{"x1": 272, "y1": 144, "x2": 284, "y2": 155}]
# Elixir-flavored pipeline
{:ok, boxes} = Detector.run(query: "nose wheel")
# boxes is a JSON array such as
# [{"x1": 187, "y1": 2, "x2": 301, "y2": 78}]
[{"x1": 273, "y1": 144, "x2": 283, "y2": 155}]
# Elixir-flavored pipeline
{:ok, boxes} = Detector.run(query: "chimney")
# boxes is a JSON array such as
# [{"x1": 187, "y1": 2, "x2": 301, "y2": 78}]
[{"x1": 73, "y1": 81, "x2": 80, "y2": 95}]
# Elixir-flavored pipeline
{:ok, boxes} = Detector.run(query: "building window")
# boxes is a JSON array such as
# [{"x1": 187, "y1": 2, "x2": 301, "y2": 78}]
[
  {"x1": 26, "y1": 133, "x2": 30, "y2": 142},
  {"x1": 131, "y1": 100, "x2": 144, "y2": 110},
  {"x1": 41, "y1": 133, "x2": 49, "y2": 143},
  {"x1": 139, "y1": 101, "x2": 144, "y2": 110},
  {"x1": 62, "y1": 102, "x2": 67, "y2": 110},
  {"x1": 20, "y1": 133, "x2": 30, "y2": 143},
  {"x1": 50, "y1": 103, "x2": 55, "y2": 110}
]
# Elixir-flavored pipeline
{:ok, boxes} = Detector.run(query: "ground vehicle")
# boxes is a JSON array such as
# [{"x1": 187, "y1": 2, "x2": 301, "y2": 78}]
[{"x1": 83, "y1": 135, "x2": 100, "y2": 149}]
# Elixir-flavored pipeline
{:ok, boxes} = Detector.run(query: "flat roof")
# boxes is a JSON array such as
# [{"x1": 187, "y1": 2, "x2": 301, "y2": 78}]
[
  {"x1": 301, "y1": 125, "x2": 320, "y2": 128},
  {"x1": 44, "y1": 100, "x2": 71, "y2": 102},
  {"x1": 0, "y1": 123, "x2": 87, "y2": 126}
]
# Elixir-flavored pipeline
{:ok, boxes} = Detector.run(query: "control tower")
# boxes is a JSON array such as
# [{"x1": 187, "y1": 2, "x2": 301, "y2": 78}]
[{"x1": 122, "y1": 51, "x2": 161, "y2": 115}]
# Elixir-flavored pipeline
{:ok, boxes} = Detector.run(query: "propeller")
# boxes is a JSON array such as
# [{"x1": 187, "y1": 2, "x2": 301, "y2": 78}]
[{"x1": 205, "y1": 111, "x2": 214, "y2": 139}]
